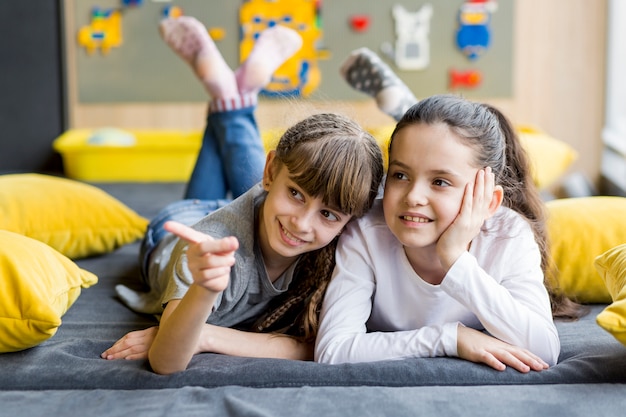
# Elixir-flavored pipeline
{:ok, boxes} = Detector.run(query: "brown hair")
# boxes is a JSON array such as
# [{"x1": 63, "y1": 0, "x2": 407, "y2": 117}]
[
  {"x1": 391, "y1": 95, "x2": 585, "y2": 320},
  {"x1": 252, "y1": 113, "x2": 385, "y2": 340}
]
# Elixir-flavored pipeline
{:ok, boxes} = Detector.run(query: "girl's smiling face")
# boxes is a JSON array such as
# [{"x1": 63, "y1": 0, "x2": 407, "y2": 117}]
[
  {"x1": 383, "y1": 122, "x2": 479, "y2": 251},
  {"x1": 259, "y1": 154, "x2": 350, "y2": 270}
]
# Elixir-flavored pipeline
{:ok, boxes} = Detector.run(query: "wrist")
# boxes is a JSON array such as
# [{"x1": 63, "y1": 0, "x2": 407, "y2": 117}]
[
  {"x1": 438, "y1": 248, "x2": 464, "y2": 272},
  {"x1": 197, "y1": 324, "x2": 215, "y2": 354},
  {"x1": 189, "y1": 282, "x2": 221, "y2": 301}
]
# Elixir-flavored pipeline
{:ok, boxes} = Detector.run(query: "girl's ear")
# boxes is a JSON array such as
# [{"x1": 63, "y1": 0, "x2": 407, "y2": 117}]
[
  {"x1": 262, "y1": 150, "x2": 277, "y2": 191},
  {"x1": 488, "y1": 185, "x2": 504, "y2": 217}
]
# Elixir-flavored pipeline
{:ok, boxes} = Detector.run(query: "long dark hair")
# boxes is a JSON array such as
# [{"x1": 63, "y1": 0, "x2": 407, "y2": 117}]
[{"x1": 391, "y1": 95, "x2": 584, "y2": 320}]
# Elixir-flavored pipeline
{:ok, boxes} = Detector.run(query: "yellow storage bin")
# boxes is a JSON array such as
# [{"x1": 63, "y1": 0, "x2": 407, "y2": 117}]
[
  {"x1": 53, "y1": 128, "x2": 293, "y2": 182},
  {"x1": 53, "y1": 129, "x2": 203, "y2": 182},
  {"x1": 53, "y1": 125, "x2": 574, "y2": 187}
]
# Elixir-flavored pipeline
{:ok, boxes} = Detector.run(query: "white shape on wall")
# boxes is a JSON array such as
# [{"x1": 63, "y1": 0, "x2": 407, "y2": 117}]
[{"x1": 382, "y1": 3, "x2": 433, "y2": 71}]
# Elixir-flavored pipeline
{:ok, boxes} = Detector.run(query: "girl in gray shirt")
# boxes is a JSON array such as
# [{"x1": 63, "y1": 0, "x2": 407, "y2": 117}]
[{"x1": 102, "y1": 17, "x2": 384, "y2": 374}]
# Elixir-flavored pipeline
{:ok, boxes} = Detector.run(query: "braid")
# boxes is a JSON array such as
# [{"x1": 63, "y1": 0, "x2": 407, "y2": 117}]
[
  {"x1": 252, "y1": 293, "x2": 308, "y2": 332},
  {"x1": 301, "y1": 240, "x2": 337, "y2": 338},
  {"x1": 251, "y1": 237, "x2": 338, "y2": 342},
  {"x1": 247, "y1": 113, "x2": 383, "y2": 341}
]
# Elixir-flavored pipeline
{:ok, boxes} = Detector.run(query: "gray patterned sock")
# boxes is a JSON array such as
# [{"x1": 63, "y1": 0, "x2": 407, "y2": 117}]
[{"x1": 340, "y1": 48, "x2": 417, "y2": 121}]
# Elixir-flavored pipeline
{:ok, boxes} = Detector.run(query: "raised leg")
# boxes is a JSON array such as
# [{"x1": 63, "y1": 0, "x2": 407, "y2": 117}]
[{"x1": 340, "y1": 47, "x2": 417, "y2": 121}]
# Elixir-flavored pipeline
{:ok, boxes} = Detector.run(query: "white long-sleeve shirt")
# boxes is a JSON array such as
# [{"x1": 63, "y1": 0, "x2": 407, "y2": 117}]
[{"x1": 315, "y1": 200, "x2": 560, "y2": 366}]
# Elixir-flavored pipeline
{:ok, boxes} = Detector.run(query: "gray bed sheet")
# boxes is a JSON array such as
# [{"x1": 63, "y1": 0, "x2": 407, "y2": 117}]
[
  {"x1": 1, "y1": 384, "x2": 624, "y2": 417},
  {"x1": 2, "y1": 182, "x2": 626, "y2": 416}
]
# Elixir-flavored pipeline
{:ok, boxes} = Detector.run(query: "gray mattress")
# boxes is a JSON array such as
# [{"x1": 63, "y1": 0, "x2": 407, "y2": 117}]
[{"x1": 2, "y1": 182, "x2": 625, "y2": 416}]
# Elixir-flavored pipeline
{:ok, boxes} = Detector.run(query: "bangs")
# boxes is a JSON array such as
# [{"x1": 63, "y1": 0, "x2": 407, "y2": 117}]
[{"x1": 281, "y1": 137, "x2": 377, "y2": 218}]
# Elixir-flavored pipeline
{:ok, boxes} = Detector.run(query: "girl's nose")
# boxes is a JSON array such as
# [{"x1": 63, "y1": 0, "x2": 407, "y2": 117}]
[
  {"x1": 290, "y1": 209, "x2": 315, "y2": 233},
  {"x1": 405, "y1": 183, "x2": 428, "y2": 207}
]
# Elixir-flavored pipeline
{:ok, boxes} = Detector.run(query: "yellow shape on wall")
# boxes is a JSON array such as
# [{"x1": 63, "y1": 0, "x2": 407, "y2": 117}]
[
  {"x1": 209, "y1": 27, "x2": 227, "y2": 41},
  {"x1": 239, "y1": 0, "x2": 326, "y2": 97},
  {"x1": 77, "y1": 8, "x2": 123, "y2": 55}
]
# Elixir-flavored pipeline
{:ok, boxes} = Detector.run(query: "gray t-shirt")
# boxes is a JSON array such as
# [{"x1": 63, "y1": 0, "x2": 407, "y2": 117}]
[{"x1": 146, "y1": 184, "x2": 296, "y2": 329}]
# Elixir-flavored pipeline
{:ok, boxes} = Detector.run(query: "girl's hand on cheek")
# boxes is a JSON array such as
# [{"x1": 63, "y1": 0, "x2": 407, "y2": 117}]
[
  {"x1": 437, "y1": 168, "x2": 495, "y2": 270},
  {"x1": 165, "y1": 221, "x2": 239, "y2": 293}
]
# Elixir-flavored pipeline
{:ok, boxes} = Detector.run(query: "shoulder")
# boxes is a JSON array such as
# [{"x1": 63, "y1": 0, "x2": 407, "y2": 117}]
[
  {"x1": 344, "y1": 198, "x2": 389, "y2": 237},
  {"x1": 340, "y1": 198, "x2": 399, "y2": 254},
  {"x1": 473, "y1": 206, "x2": 539, "y2": 260},
  {"x1": 195, "y1": 184, "x2": 263, "y2": 239},
  {"x1": 200, "y1": 184, "x2": 265, "y2": 227},
  {"x1": 483, "y1": 206, "x2": 533, "y2": 238},
  {"x1": 353, "y1": 198, "x2": 387, "y2": 228},
  {"x1": 467, "y1": 207, "x2": 542, "y2": 276},
  {"x1": 219, "y1": 183, "x2": 265, "y2": 218}
]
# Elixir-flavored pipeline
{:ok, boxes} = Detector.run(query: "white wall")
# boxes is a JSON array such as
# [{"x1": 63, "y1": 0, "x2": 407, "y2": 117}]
[{"x1": 602, "y1": 0, "x2": 626, "y2": 193}]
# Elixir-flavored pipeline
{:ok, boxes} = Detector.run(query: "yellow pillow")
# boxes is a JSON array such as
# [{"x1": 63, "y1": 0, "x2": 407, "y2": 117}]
[
  {"x1": 367, "y1": 126, "x2": 394, "y2": 171},
  {"x1": 517, "y1": 125, "x2": 578, "y2": 190},
  {"x1": 261, "y1": 128, "x2": 283, "y2": 152},
  {"x1": 0, "y1": 230, "x2": 98, "y2": 352},
  {"x1": 0, "y1": 174, "x2": 148, "y2": 259},
  {"x1": 595, "y1": 244, "x2": 626, "y2": 346},
  {"x1": 545, "y1": 196, "x2": 626, "y2": 303}
]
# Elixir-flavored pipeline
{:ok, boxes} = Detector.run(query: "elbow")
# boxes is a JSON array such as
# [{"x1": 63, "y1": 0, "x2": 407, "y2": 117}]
[
  {"x1": 149, "y1": 361, "x2": 185, "y2": 375},
  {"x1": 150, "y1": 366, "x2": 179, "y2": 376},
  {"x1": 536, "y1": 327, "x2": 560, "y2": 367},
  {"x1": 149, "y1": 359, "x2": 184, "y2": 375},
  {"x1": 148, "y1": 350, "x2": 187, "y2": 375},
  {"x1": 547, "y1": 334, "x2": 561, "y2": 367}
]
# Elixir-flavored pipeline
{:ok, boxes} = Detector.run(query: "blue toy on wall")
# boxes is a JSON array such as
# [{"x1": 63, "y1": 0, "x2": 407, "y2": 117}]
[{"x1": 455, "y1": 0, "x2": 497, "y2": 60}]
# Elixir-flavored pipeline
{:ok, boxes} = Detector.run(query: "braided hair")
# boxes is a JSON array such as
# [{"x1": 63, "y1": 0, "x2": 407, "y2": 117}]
[{"x1": 251, "y1": 113, "x2": 384, "y2": 341}]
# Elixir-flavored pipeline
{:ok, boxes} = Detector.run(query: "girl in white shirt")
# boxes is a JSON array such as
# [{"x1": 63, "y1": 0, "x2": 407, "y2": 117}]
[{"x1": 315, "y1": 94, "x2": 561, "y2": 372}]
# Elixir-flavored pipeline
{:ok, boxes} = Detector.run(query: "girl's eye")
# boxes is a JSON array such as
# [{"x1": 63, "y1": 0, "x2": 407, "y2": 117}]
[
  {"x1": 433, "y1": 179, "x2": 451, "y2": 187},
  {"x1": 290, "y1": 188, "x2": 304, "y2": 201},
  {"x1": 321, "y1": 210, "x2": 339, "y2": 222},
  {"x1": 391, "y1": 172, "x2": 408, "y2": 181}
]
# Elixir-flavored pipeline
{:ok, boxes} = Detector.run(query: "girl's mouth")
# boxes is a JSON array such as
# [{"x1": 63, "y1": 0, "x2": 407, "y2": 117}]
[
  {"x1": 280, "y1": 223, "x2": 307, "y2": 245},
  {"x1": 400, "y1": 215, "x2": 431, "y2": 223}
]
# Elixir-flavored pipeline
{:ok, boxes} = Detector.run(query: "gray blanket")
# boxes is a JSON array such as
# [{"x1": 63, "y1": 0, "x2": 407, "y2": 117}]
[
  {"x1": 2, "y1": 183, "x2": 625, "y2": 416},
  {"x1": 1, "y1": 385, "x2": 624, "y2": 417}
]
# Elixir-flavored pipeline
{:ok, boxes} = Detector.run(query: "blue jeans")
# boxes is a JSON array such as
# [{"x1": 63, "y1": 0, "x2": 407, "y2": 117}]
[
  {"x1": 139, "y1": 105, "x2": 265, "y2": 280},
  {"x1": 184, "y1": 105, "x2": 266, "y2": 200}
]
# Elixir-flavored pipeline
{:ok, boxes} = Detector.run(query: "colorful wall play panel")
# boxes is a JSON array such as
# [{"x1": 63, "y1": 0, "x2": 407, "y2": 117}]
[{"x1": 73, "y1": 0, "x2": 514, "y2": 103}]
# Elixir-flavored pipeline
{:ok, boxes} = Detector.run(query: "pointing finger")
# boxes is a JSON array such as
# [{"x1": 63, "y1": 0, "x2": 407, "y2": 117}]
[{"x1": 164, "y1": 220, "x2": 212, "y2": 244}]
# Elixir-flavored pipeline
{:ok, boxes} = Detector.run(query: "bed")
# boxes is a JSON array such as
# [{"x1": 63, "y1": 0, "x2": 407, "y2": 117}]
[{"x1": 1, "y1": 179, "x2": 626, "y2": 417}]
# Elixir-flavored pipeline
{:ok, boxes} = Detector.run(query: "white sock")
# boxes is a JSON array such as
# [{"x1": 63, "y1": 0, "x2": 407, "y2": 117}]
[
  {"x1": 235, "y1": 25, "x2": 303, "y2": 95},
  {"x1": 159, "y1": 16, "x2": 238, "y2": 100}
]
